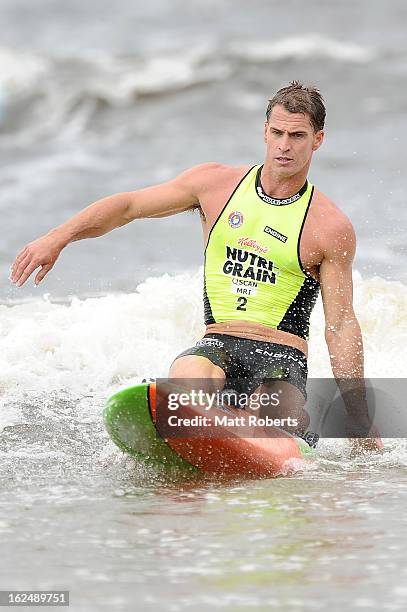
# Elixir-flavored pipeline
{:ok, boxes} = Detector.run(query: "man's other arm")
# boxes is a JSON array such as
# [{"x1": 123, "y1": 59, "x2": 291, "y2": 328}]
[
  {"x1": 10, "y1": 164, "x2": 214, "y2": 287},
  {"x1": 320, "y1": 213, "x2": 383, "y2": 451}
]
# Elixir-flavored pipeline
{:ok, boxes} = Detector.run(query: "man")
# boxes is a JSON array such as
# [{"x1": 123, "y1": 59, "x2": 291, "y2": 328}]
[{"x1": 10, "y1": 81, "x2": 382, "y2": 451}]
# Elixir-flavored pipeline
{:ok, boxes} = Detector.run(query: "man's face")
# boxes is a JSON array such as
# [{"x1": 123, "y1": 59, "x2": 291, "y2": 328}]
[{"x1": 264, "y1": 105, "x2": 324, "y2": 177}]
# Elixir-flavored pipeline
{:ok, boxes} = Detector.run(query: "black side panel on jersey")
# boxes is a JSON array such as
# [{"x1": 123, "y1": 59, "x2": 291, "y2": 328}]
[{"x1": 277, "y1": 277, "x2": 320, "y2": 340}]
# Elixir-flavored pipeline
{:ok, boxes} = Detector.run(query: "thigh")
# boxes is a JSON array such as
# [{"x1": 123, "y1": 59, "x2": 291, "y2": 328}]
[
  {"x1": 169, "y1": 335, "x2": 232, "y2": 381},
  {"x1": 169, "y1": 337, "x2": 227, "y2": 393},
  {"x1": 249, "y1": 343, "x2": 308, "y2": 399},
  {"x1": 169, "y1": 355, "x2": 226, "y2": 380},
  {"x1": 168, "y1": 356, "x2": 226, "y2": 395},
  {"x1": 250, "y1": 380, "x2": 309, "y2": 434}
]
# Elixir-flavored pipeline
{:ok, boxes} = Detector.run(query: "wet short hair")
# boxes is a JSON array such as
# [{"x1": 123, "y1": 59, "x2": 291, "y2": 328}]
[{"x1": 266, "y1": 81, "x2": 326, "y2": 132}]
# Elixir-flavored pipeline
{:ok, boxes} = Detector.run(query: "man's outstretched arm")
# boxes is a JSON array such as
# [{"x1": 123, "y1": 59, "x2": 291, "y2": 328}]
[
  {"x1": 10, "y1": 164, "x2": 211, "y2": 287},
  {"x1": 319, "y1": 214, "x2": 383, "y2": 452}
]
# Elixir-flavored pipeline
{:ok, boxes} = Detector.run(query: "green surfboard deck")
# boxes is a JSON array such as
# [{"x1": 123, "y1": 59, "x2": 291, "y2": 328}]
[{"x1": 104, "y1": 383, "x2": 197, "y2": 472}]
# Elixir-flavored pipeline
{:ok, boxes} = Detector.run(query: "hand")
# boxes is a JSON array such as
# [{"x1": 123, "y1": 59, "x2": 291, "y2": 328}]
[
  {"x1": 10, "y1": 233, "x2": 65, "y2": 287},
  {"x1": 349, "y1": 425, "x2": 384, "y2": 456}
]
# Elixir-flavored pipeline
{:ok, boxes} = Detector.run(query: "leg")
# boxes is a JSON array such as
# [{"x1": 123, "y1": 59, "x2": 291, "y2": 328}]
[
  {"x1": 168, "y1": 355, "x2": 226, "y2": 394},
  {"x1": 239, "y1": 341, "x2": 309, "y2": 435},
  {"x1": 169, "y1": 355, "x2": 225, "y2": 378},
  {"x1": 249, "y1": 380, "x2": 310, "y2": 435}
]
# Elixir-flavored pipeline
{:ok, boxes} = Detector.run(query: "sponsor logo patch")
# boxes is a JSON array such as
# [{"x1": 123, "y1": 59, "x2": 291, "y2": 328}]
[
  {"x1": 257, "y1": 185, "x2": 302, "y2": 206},
  {"x1": 228, "y1": 211, "x2": 244, "y2": 228},
  {"x1": 196, "y1": 338, "x2": 225, "y2": 348},
  {"x1": 237, "y1": 237, "x2": 268, "y2": 254},
  {"x1": 254, "y1": 348, "x2": 306, "y2": 369},
  {"x1": 264, "y1": 226, "x2": 288, "y2": 243},
  {"x1": 223, "y1": 245, "x2": 278, "y2": 285}
]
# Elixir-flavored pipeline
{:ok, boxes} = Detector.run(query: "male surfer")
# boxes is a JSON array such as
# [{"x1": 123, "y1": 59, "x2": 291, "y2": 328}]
[{"x1": 10, "y1": 81, "x2": 382, "y2": 452}]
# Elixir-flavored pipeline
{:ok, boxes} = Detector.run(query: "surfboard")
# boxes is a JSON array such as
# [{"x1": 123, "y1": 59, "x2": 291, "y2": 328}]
[{"x1": 104, "y1": 382, "x2": 315, "y2": 478}]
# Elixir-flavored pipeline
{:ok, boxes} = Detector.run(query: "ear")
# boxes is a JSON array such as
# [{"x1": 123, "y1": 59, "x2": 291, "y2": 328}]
[
  {"x1": 264, "y1": 122, "x2": 269, "y2": 144},
  {"x1": 312, "y1": 130, "x2": 324, "y2": 151}
]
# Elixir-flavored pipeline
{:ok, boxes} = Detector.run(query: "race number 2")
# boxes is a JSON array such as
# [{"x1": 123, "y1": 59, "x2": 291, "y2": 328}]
[{"x1": 236, "y1": 297, "x2": 247, "y2": 311}]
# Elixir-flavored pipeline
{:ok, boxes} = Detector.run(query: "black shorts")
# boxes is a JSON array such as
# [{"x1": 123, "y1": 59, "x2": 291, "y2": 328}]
[{"x1": 173, "y1": 333, "x2": 308, "y2": 399}]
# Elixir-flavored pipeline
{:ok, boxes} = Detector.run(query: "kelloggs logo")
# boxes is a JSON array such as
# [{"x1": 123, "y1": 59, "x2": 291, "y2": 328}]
[{"x1": 237, "y1": 237, "x2": 268, "y2": 254}]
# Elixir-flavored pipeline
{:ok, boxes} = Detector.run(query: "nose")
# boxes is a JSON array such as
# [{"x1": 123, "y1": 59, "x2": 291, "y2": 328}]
[{"x1": 278, "y1": 134, "x2": 291, "y2": 153}]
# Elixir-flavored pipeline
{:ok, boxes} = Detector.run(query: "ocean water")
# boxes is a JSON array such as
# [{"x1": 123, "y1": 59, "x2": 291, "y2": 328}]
[
  {"x1": 2, "y1": 273, "x2": 407, "y2": 610},
  {"x1": 1, "y1": 0, "x2": 407, "y2": 298},
  {"x1": 1, "y1": 1, "x2": 407, "y2": 610}
]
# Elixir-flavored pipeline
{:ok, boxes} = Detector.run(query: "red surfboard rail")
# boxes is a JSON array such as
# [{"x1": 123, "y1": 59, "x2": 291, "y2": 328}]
[{"x1": 149, "y1": 382, "x2": 312, "y2": 478}]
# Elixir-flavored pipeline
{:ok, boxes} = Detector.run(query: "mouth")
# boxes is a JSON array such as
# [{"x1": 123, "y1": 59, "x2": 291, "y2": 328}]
[{"x1": 275, "y1": 157, "x2": 293, "y2": 164}]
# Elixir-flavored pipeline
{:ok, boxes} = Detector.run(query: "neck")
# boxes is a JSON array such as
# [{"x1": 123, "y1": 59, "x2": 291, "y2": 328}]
[{"x1": 260, "y1": 162, "x2": 309, "y2": 199}]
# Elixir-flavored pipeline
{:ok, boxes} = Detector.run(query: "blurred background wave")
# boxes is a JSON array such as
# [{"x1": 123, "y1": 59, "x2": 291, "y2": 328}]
[{"x1": 1, "y1": 0, "x2": 406, "y2": 299}]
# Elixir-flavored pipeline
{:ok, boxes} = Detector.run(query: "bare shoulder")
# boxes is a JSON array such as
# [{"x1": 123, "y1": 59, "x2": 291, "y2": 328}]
[
  {"x1": 174, "y1": 162, "x2": 252, "y2": 217},
  {"x1": 312, "y1": 189, "x2": 356, "y2": 262},
  {"x1": 175, "y1": 162, "x2": 251, "y2": 192}
]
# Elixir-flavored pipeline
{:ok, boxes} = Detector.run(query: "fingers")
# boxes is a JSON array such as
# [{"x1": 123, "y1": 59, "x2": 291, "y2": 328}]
[
  {"x1": 10, "y1": 248, "x2": 29, "y2": 280},
  {"x1": 10, "y1": 236, "x2": 60, "y2": 287},
  {"x1": 13, "y1": 259, "x2": 42, "y2": 287},
  {"x1": 13, "y1": 246, "x2": 28, "y2": 267},
  {"x1": 373, "y1": 436, "x2": 384, "y2": 451},
  {"x1": 10, "y1": 253, "x2": 32, "y2": 285},
  {"x1": 34, "y1": 264, "x2": 53, "y2": 286},
  {"x1": 349, "y1": 436, "x2": 383, "y2": 455}
]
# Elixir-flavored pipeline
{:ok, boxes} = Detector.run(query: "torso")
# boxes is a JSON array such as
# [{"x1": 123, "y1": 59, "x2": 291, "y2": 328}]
[
  {"x1": 195, "y1": 163, "x2": 341, "y2": 352},
  {"x1": 198, "y1": 164, "x2": 326, "y2": 282}
]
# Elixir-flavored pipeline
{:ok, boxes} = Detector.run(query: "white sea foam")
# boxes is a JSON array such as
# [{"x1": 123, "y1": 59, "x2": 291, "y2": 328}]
[
  {"x1": 229, "y1": 34, "x2": 376, "y2": 63},
  {"x1": 1, "y1": 270, "x2": 406, "y2": 400},
  {"x1": 0, "y1": 43, "x2": 229, "y2": 108},
  {"x1": 299, "y1": 270, "x2": 407, "y2": 379},
  {"x1": 0, "y1": 42, "x2": 231, "y2": 145},
  {"x1": 1, "y1": 269, "x2": 406, "y2": 472},
  {"x1": 0, "y1": 34, "x2": 379, "y2": 146},
  {"x1": 0, "y1": 271, "x2": 204, "y2": 395},
  {"x1": 0, "y1": 34, "x2": 374, "y2": 118},
  {"x1": 0, "y1": 47, "x2": 49, "y2": 99}
]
